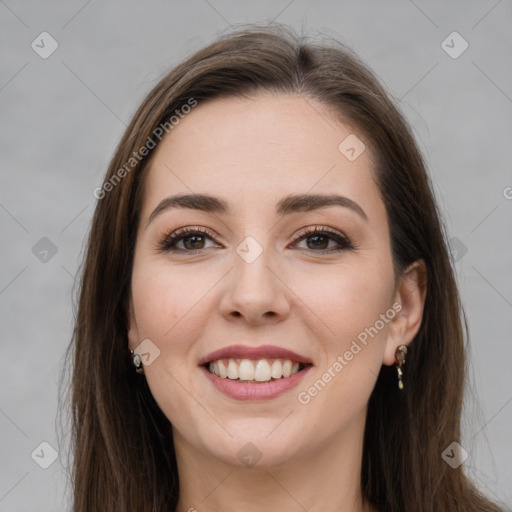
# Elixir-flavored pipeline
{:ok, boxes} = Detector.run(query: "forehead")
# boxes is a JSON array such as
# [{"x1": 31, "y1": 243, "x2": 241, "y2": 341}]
[{"x1": 141, "y1": 92, "x2": 384, "y2": 221}]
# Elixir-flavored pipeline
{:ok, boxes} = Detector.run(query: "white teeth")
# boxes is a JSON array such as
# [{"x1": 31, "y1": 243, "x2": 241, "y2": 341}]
[
  {"x1": 218, "y1": 360, "x2": 228, "y2": 378},
  {"x1": 239, "y1": 359, "x2": 255, "y2": 380},
  {"x1": 282, "y1": 360, "x2": 292, "y2": 378},
  {"x1": 227, "y1": 359, "x2": 238, "y2": 380},
  {"x1": 207, "y1": 357, "x2": 304, "y2": 381},
  {"x1": 271, "y1": 360, "x2": 283, "y2": 378},
  {"x1": 254, "y1": 359, "x2": 271, "y2": 381}
]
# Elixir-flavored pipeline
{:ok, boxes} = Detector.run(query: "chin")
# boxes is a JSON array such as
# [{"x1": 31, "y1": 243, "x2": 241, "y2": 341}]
[
  {"x1": 207, "y1": 434, "x2": 303, "y2": 469},
  {"x1": 186, "y1": 417, "x2": 307, "y2": 468}
]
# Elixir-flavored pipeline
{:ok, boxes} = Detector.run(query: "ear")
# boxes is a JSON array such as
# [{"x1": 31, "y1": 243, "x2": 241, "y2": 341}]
[
  {"x1": 126, "y1": 292, "x2": 140, "y2": 351},
  {"x1": 383, "y1": 259, "x2": 427, "y2": 366}
]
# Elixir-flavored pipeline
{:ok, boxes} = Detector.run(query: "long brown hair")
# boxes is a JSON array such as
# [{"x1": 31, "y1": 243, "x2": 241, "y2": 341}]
[{"x1": 59, "y1": 22, "x2": 504, "y2": 511}]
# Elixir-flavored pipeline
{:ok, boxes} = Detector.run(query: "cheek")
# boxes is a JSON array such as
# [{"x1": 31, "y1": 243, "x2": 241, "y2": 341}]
[
  {"x1": 291, "y1": 260, "x2": 394, "y2": 416},
  {"x1": 130, "y1": 254, "x2": 218, "y2": 393},
  {"x1": 291, "y1": 259, "x2": 394, "y2": 352},
  {"x1": 130, "y1": 257, "x2": 209, "y2": 433},
  {"x1": 131, "y1": 255, "x2": 207, "y2": 340}
]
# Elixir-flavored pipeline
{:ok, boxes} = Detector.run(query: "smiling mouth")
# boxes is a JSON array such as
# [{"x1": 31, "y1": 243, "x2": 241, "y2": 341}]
[{"x1": 204, "y1": 358, "x2": 311, "y2": 383}]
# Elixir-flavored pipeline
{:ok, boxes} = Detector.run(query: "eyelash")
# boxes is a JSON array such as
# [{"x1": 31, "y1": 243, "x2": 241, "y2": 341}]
[{"x1": 157, "y1": 225, "x2": 355, "y2": 254}]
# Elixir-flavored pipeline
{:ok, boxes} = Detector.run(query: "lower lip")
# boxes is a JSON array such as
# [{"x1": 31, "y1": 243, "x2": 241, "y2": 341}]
[{"x1": 200, "y1": 365, "x2": 312, "y2": 401}]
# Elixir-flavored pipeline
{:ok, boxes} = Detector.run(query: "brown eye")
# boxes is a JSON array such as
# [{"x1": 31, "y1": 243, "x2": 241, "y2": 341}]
[
  {"x1": 292, "y1": 227, "x2": 354, "y2": 253},
  {"x1": 159, "y1": 228, "x2": 218, "y2": 252},
  {"x1": 158, "y1": 226, "x2": 355, "y2": 255},
  {"x1": 181, "y1": 234, "x2": 207, "y2": 250}
]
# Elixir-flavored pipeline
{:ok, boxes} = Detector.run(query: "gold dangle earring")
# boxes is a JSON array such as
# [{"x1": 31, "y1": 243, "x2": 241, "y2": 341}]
[{"x1": 395, "y1": 344, "x2": 408, "y2": 390}]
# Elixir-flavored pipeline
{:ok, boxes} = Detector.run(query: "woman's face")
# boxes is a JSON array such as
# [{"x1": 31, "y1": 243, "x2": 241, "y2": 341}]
[{"x1": 128, "y1": 92, "x2": 406, "y2": 468}]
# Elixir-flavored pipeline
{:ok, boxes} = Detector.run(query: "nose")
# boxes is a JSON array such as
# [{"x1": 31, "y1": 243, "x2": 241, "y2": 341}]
[{"x1": 219, "y1": 239, "x2": 291, "y2": 325}]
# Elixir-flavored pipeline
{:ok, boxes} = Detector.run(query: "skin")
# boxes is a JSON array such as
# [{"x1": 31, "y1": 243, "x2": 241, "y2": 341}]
[{"x1": 127, "y1": 92, "x2": 427, "y2": 512}]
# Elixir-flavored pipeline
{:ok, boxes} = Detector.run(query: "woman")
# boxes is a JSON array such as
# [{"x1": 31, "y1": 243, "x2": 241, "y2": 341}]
[{"x1": 62, "y1": 23, "x2": 504, "y2": 511}]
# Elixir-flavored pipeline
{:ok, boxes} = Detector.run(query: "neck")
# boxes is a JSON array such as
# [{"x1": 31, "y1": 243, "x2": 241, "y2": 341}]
[{"x1": 173, "y1": 411, "x2": 376, "y2": 512}]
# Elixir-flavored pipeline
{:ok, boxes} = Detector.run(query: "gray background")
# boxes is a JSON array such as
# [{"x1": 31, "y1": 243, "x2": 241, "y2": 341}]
[{"x1": 1, "y1": 1, "x2": 511, "y2": 510}]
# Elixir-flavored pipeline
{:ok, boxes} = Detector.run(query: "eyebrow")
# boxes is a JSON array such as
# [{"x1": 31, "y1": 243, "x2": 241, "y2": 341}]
[{"x1": 147, "y1": 192, "x2": 368, "y2": 226}]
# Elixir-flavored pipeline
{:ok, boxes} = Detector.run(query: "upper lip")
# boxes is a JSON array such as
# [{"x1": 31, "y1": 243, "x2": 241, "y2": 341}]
[{"x1": 198, "y1": 344, "x2": 313, "y2": 366}]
